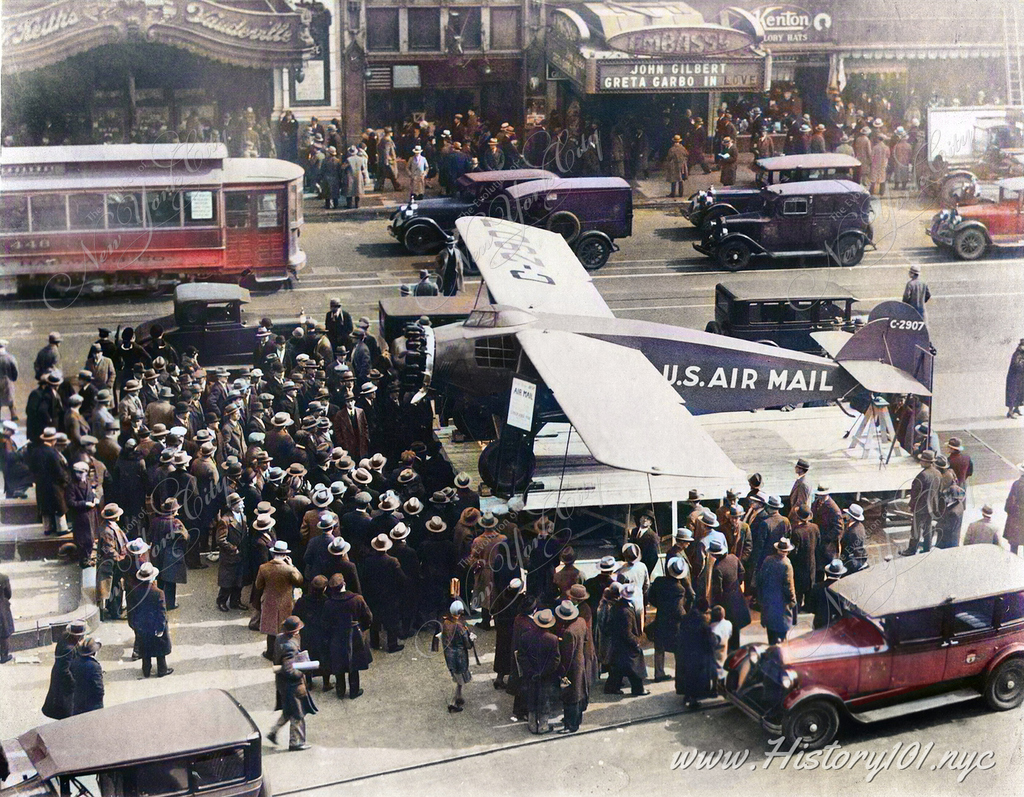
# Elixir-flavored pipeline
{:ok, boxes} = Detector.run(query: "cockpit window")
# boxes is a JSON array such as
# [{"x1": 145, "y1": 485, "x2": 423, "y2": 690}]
[{"x1": 464, "y1": 309, "x2": 498, "y2": 328}]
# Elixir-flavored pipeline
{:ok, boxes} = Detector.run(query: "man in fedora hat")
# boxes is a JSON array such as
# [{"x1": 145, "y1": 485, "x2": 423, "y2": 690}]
[
  {"x1": 33, "y1": 331, "x2": 62, "y2": 380},
  {"x1": 132, "y1": 562, "x2": 173, "y2": 678},
  {"x1": 518, "y1": 608, "x2": 563, "y2": 732},
  {"x1": 66, "y1": 460, "x2": 99, "y2": 567},
  {"x1": 904, "y1": 450, "x2": 942, "y2": 556},
  {"x1": 254, "y1": 541, "x2": 303, "y2": 659},
  {"x1": 788, "y1": 506, "x2": 819, "y2": 615},
  {"x1": 418, "y1": 515, "x2": 458, "y2": 620},
  {"x1": 812, "y1": 484, "x2": 843, "y2": 573},
  {"x1": 30, "y1": 427, "x2": 69, "y2": 535},
  {"x1": 675, "y1": 597, "x2": 717, "y2": 709},
  {"x1": 0, "y1": 339, "x2": 18, "y2": 423},
  {"x1": 266, "y1": 412, "x2": 301, "y2": 468},
  {"x1": 935, "y1": 484, "x2": 966, "y2": 549},
  {"x1": 333, "y1": 396, "x2": 369, "y2": 462},
  {"x1": 750, "y1": 495, "x2": 791, "y2": 579},
  {"x1": 664, "y1": 134, "x2": 689, "y2": 198},
  {"x1": 583, "y1": 556, "x2": 617, "y2": 619},
  {"x1": 150, "y1": 498, "x2": 189, "y2": 609},
  {"x1": 647, "y1": 556, "x2": 693, "y2": 682},
  {"x1": 807, "y1": 559, "x2": 847, "y2": 630},
  {"x1": 902, "y1": 264, "x2": 931, "y2": 322},
  {"x1": 42, "y1": 619, "x2": 87, "y2": 719},
  {"x1": 215, "y1": 494, "x2": 251, "y2": 611},
  {"x1": 341, "y1": 492, "x2": 375, "y2": 562},
  {"x1": 964, "y1": 504, "x2": 1000, "y2": 546},
  {"x1": 1007, "y1": 463, "x2": 1024, "y2": 554},
  {"x1": 97, "y1": 503, "x2": 129, "y2": 621},
  {"x1": 626, "y1": 510, "x2": 660, "y2": 577},
  {"x1": 268, "y1": 616, "x2": 313, "y2": 750},
  {"x1": 1006, "y1": 339, "x2": 1024, "y2": 418},
  {"x1": 554, "y1": 599, "x2": 592, "y2": 733},
  {"x1": 841, "y1": 504, "x2": 868, "y2": 572},
  {"x1": 70, "y1": 637, "x2": 104, "y2": 715},
  {"x1": 322, "y1": 573, "x2": 373, "y2": 700},
  {"x1": 361, "y1": 533, "x2": 407, "y2": 652},
  {"x1": 756, "y1": 538, "x2": 797, "y2": 644},
  {"x1": 26, "y1": 370, "x2": 63, "y2": 443},
  {"x1": 604, "y1": 586, "x2": 649, "y2": 698},
  {"x1": 788, "y1": 459, "x2": 812, "y2": 524},
  {"x1": 389, "y1": 523, "x2": 421, "y2": 638},
  {"x1": 468, "y1": 513, "x2": 507, "y2": 629},
  {"x1": 709, "y1": 539, "x2": 749, "y2": 651},
  {"x1": 946, "y1": 437, "x2": 974, "y2": 488}
]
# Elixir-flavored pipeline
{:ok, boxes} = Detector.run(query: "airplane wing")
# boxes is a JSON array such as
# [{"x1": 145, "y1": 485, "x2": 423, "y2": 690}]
[
  {"x1": 454, "y1": 216, "x2": 614, "y2": 319},
  {"x1": 517, "y1": 329, "x2": 746, "y2": 480}
]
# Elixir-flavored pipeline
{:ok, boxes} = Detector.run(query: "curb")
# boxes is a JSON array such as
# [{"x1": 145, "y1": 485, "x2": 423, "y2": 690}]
[{"x1": 8, "y1": 565, "x2": 99, "y2": 653}]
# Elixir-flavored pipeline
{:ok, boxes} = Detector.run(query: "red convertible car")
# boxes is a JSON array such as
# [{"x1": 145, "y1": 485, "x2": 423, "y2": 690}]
[
  {"x1": 928, "y1": 177, "x2": 1024, "y2": 260},
  {"x1": 723, "y1": 545, "x2": 1024, "y2": 750}
]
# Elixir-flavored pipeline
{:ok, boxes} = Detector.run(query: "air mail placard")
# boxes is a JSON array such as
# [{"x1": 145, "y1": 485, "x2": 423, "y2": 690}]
[{"x1": 596, "y1": 59, "x2": 764, "y2": 93}]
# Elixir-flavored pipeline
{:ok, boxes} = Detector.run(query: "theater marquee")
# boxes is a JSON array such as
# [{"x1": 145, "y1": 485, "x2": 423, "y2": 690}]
[{"x1": 596, "y1": 59, "x2": 765, "y2": 93}]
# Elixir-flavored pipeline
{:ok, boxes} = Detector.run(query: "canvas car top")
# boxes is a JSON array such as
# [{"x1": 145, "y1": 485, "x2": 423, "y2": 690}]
[
  {"x1": 455, "y1": 169, "x2": 554, "y2": 189},
  {"x1": 17, "y1": 690, "x2": 259, "y2": 780},
  {"x1": 830, "y1": 546, "x2": 1024, "y2": 617},
  {"x1": 756, "y1": 154, "x2": 863, "y2": 171},
  {"x1": 766, "y1": 180, "x2": 868, "y2": 197},
  {"x1": 174, "y1": 283, "x2": 251, "y2": 305},
  {"x1": 716, "y1": 280, "x2": 858, "y2": 303},
  {"x1": 503, "y1": 176, "x2": 631, "y2": 199}
]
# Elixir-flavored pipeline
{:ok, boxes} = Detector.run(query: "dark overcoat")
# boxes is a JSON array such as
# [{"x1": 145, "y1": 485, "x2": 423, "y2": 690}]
[
  {"x1": 293, "y1": 591, "x2": 330, "y2": 674},
  {"x1": 1005, "y1": 348, "x2": 1024, "y2": 409},
  {"x1": 70, "y1": 654, "x2": 104, "y2": 714},
  {"x1": 359, "y1": 550, "x2": 405, "y2": 620},
  {"x1": 322, "y1": 591, "x2": 373, "y2": 673},
  {"x1": 789, "y1": 520, "x2": 819, "y2": 593},
  {"x1": 674, "y1": 608, "x2": 718, "y2": 699},
  {"x1": 216, "y1": 514, "x2": 250, "y2": 588},
  {"x1": 1005, "y1": 476, "x2": 1024, "y2": 547},
  {"x1": 149, "y1": 515, "x2": 189, "y2": 584},
  {"x1": 711, "y1": 553, "x2": 751, "y2": 629},
  {"x1": 42, "y1": 635, "x2": 78, "y2": 719},
  {"x1": 646, "y1": 576, "x2": 691, "y2": 649},
  {"x1": 757, "y1": 554, "x2": 796, "y2": 634},
  {"x1": 132, "y1": 583, "x2": 172, "y2": 658},
  {"x1": 556, "y1": 617, "x2": 591, "y2": 705},
  {"x1": 0, "y1": 572, "x2": 13, "y2": 640},
  {"x1": 606, "y1": 600, "x2": 647, "y2": 679}
]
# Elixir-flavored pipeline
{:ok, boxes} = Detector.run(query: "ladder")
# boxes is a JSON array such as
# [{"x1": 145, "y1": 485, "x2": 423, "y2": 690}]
[{"x1": 1005, "y1": 3, "x2": 1023, "y2": 106}]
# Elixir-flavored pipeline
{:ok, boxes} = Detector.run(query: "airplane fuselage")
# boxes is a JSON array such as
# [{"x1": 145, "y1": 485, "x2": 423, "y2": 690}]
[{"x1": 432, "y1": 306, "x2": 858, "y2": 417}]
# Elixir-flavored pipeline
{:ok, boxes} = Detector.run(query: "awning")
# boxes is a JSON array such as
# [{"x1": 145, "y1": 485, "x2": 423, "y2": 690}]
[{"x1": 1, "y1": 0, "x2": 317, "y2": 75}]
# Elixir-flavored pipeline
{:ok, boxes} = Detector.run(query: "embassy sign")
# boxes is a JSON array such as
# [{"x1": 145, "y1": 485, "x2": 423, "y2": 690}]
[
  {"x1": 748, "y1": 4, "x2": 834, "y2": 44},
  {"x1": 607, "y1": 25, "x2": 756, "y2": 57},
  {"x1": 1, "y1": 0, "x2": 316, "y2": 74}
]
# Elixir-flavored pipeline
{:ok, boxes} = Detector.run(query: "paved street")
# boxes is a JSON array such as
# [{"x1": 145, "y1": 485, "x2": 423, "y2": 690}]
[{"x1": 2, "y1": 195, "x2": 1023, "y2": 796}]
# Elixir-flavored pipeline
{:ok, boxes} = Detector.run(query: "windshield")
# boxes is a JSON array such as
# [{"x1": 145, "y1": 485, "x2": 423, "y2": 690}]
[{"x1": 1, "y1": 739, "x2": 42, "y2": 793}]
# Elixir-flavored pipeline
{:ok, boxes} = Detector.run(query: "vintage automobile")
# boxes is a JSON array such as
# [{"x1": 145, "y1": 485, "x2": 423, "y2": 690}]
[
  {"x1": 378, "y1": 295, "x2": 478, "y2": 344},
  {"x1": 694, "y1": 180, "x2": 874, "y2": 271},
  {"x1": 499, "y1": 176, "x2": 633, "y2": 269},
  {"x1": 1, "y1": 690, "x2": 269, "y2": 796},
  {"x1": 388, "y1": 169, "x2": 556, "y2": 254},
  {"x1": 928, "y1": 177, "x2": 1024, "y2": 260},
  {"x1": 683, "y1": 154, "x2": 863, "y2": 232},
  {"x1": 723, "y1": 545, "x2": 1024, "y2": 751},
  {"x1": 705, "y1": 281, "x2": 859, "y2": 353},
  {"x1": 136, "y1": 283, "x2": 302, "y2": 369}
]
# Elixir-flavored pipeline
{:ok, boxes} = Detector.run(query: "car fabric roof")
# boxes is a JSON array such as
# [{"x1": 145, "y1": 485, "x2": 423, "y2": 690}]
[
  {"x1": 756, "y1": 154, "x2": 863, "y2": 170},
  {"x1": 174, "y1": 283, "x2": 251, "y2": 304},
  {"x1": 19, "y1": 690, "x2": 258, "y2": 779},
  {"x1": 767, "y1": 179, "x2": 867, "y2": 196},
  {"x1": 503, "y1": 176, "x2": 631, "y2": 198},
  {"x1": 717, "y1": 279, "x2": 857, "y2": 302},
  {"x1": 458, "y1": 169, "x2": 554, "y2": 185},
  {"x1": 830, "y1": 545, "x2": 1024, "y2": 616}
]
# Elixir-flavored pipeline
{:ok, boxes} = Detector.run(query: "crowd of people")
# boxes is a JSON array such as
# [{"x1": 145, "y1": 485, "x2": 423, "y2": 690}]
[{"x1": 1, "y1": 293, "x2": 1022, "y2": 743}]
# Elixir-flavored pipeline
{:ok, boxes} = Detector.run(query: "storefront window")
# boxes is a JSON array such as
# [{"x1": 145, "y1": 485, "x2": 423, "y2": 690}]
[
  {"x1": 367, "y1": 8, "x2": 399, "y2": 52},
  {"x1": 29, "y1": 195, "x2": 66, "y2": 231},
  {"x1": 449, "y1": 7, "x2": 482, "y2": 50},
  {"x1": 69, "y1": 194, "x2": 106, "y2": 230},
  {"x1": 489, "y1": 7, "x2": 520, "y2": 50},
  {"x1": 409, "y1": 8, "x2": 441, "y2": 51}
]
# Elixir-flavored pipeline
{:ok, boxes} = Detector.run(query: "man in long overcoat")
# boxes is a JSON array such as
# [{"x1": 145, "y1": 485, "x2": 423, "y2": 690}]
[
  {"x1": 904, "y1": 450, "x2": 942, "y2": 556},
  {"x1": 360, "y1": 534, "x2": 407, "y2": 653},
  {"x1": 0, "y1": 570, "x2": 13, "y2": 663},
  {"x1": 32, "y1": 427, "x2": 68, "y2": 535},
  {"x1": 603, "y1": 586, "x2": 648, "y2": 696},
  {"x1": 268, "y1": 616, "x2": 313, "y2": 751},
  {"x1": 675, "y1": 599, "x2": 718, "y2": 709},
  {"x1": 150, "y1": 497, "x2": 189, "y2": 609},
  {"x1": 518, "y1": 609, "x2": 562, "y2": 734},
  {"x1": 757, "y1": 538, "x2": 797, "y2": 644},
  {"x1": 215, "y1": 493, "x2": 250, "y2": 610},
  {"x1": 1006, "y1": 339, "x2": 1024, "y2": 418},
  {"x1": 663, "y1": 135, "x2": 688, "y2": 198},
  {"x1": 709, "y1": 539, "x2": 750, "y2": 651},
  {"x1": 132, "y1": 562, "x2": 172, "y2": 678},
  {"x1": 42, "y1": 620, "x2": 86, "y2": 719},
  {"x1": 70, "y1": 638, "x2": 104, "y2": 715},
  {"x1": 812, "y1": 484, "x2": 844, "y2": 572},
  {"x1": 554, "y1": 600, "x2": 592, "y2": 733},
  {"x1": 254, "y1": 541, "x2": 304, "y2": 659},
  {"x1": 322, "y1": 573, "x2": 373, "y2": 699},
  {"x1": 788, "y1": 506, "x2": 819, "y2": 613},
  {"x1": 647, "y1": 556, "x2": 692, "y2": 681}
]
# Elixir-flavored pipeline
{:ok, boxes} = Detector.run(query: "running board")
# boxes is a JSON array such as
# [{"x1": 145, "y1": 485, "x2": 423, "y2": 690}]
[{"x1": 847, "y1": 688, "x2": 980, "y2": 724}]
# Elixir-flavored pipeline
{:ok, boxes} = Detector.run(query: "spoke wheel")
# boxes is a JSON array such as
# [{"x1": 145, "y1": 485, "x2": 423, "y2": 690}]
[
  {"x1": 575, "y1": 236, "x2": 612, "y2": 270},
  {"x1": 953, "y1": 228, "x2": 987, "y2": 261}
]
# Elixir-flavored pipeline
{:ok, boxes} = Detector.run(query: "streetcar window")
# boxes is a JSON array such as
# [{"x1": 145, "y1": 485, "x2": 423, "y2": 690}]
[
  {"x1": 0, "y1": 196, "x2": 28, "y2": 232},
  {"x1": 225, "y1": 193, "x2": 249, "y2": 228},
  {"x1": 30, "y1": 195, "x2": 67, "y2": 231},
  {"x1": 69, "y1": 194, "x2": 106, "y2": 229},
  {"x1": 184, "y1": 191, "x2": 216, "y2": 225},
  {"x1": 147, "y1": 190, "x2": 182, "y2": 227},
  {"x1": 257, "y1": 193, "x2": 279, "y2": 228},
  {"x1": 107, "y1": 193, "x2": 144, "y2": 228}
]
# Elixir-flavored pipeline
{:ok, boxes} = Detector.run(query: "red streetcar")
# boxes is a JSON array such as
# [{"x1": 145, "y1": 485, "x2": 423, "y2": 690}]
[{"x1": 0, "y1": 143, "x2": 306, "y2": 295}]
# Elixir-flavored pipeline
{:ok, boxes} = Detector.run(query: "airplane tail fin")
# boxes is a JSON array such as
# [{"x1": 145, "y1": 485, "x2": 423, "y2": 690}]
[{"x1": 811, "y1": 301, "x2": 933, "y2": 396}]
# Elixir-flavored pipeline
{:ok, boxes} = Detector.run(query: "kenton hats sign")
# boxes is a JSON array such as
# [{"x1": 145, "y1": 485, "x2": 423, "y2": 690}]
[{"x1": 747, "y1": 5, "x2": 835, "y2": 44}]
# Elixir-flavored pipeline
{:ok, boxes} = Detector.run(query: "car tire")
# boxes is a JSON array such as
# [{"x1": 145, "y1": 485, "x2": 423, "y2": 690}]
[
  {"x1": 403, "y1": 224, "x2": 445, "y2": 255},
  {"x1": 716, "y1": 240, "x2": 752, "y2": 271},
  {"x1": 835, "y1": 233, "x2": 866, "y2": 267},
  {"x1": 782, "y1": 699, "x2": 841, "y2": 752},
  {"x1": 575, "y1": 235, "x2": 613, "y2": 270},
  {"x1": 984, "y1": 656, "x2": 1024, "y2": 711},
  {"x1": 547, "y1": 211, "x2": 582, "y2": 243},
  {"x1": 953, "y1": 228, "x2": 988, "y2": 261},
  {"x1": 704, "y1": 321, "x2": 723, "y2": 335}
]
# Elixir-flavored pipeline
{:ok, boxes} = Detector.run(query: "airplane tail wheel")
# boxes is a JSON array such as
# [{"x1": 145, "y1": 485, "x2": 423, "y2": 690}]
[{"x1": 479, "y1": 439, "x2": 536, "y2": 495}]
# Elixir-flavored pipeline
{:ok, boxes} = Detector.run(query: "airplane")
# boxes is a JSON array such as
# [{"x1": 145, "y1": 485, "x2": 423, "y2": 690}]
[{"x1": 428, "y1": 217, "x2": 934, "y2": 494}]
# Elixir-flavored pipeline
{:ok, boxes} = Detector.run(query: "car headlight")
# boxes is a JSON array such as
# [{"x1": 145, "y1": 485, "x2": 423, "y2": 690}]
[
  {"x1": 403, "y1": 208, "x2": 414, "y2": 218},
  {"x1": 780, "y1": 669, "x2": 799, "y2": 690},
  {"x1": 720, "y1": 226, "x2": 729, "y2": 237}
]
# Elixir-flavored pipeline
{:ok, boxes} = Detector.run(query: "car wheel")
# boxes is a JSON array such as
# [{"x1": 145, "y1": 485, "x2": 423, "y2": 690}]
[
  {"x1": 716, "y1": 240, "x2": 752, "y2": 271},
  {"x1": 700, "y1": 208, "x2": 737, "y2": 237},
  {"x1": 953, "y1": 228, "x2": 988, "y2": 261},
  {"x1": 835, "y1": 234, "x2": 866, "y2": 267},
  {"x1": 547, "y1": 211, "x2": 582, "y2": 243},
  {"x1": 404, "y1": 225, "x2": 444, "y2": 255},
  {"x1": 984, "y1": 657, "x2": 1024, "y2": 711},
  {"x1": 782, "y1": 699, "x2": 841, "y2": 751},
  {"x1": 575, "y1": 236, "x2": 612, "y2": 270}
]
